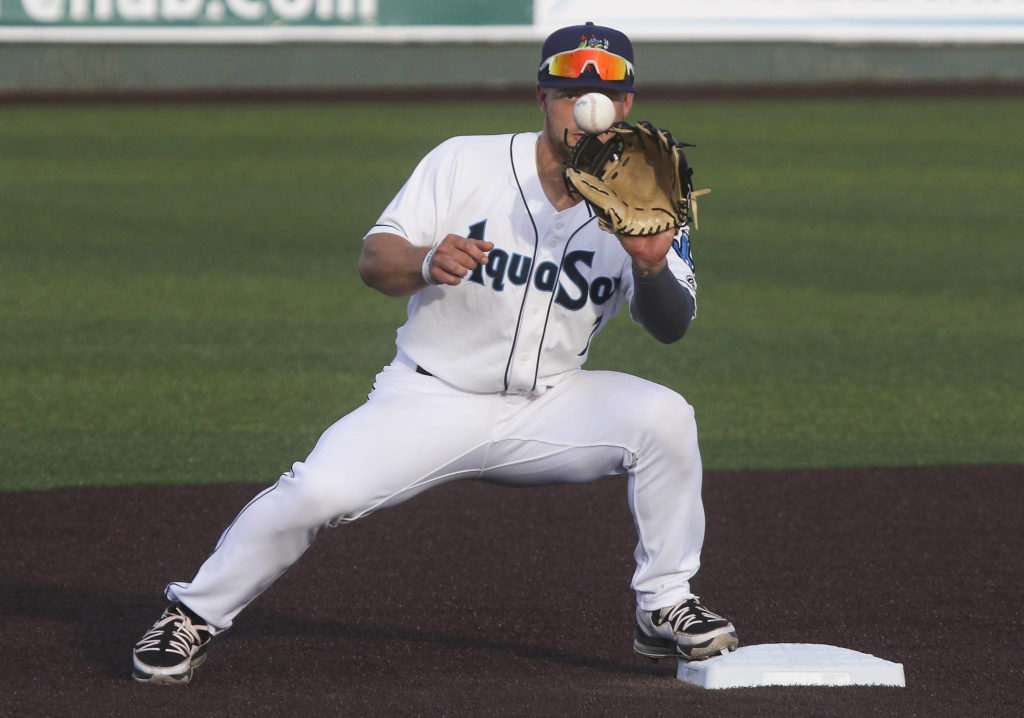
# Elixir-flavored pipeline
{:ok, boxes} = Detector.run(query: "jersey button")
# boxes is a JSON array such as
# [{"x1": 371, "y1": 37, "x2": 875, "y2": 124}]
[{"x1": 520, "y1": 353, "x2": 530, "y2": 362}]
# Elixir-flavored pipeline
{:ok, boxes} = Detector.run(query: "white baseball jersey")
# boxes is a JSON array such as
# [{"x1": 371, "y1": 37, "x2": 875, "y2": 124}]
[{"x1": 367, "y1": 131, "x2": 697, "y2": 395}]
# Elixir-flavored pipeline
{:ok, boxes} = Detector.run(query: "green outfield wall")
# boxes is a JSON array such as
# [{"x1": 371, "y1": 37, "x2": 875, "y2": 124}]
[
  {"x1": 2, "y1": 0, "x2": 1024, "y2": 95},
  {"x1": 2, "y1": 41, "x2": 1024, "y2": 96}
]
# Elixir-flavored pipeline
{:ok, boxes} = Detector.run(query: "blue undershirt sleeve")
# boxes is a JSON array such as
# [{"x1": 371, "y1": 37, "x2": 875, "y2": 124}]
[{"x1": 629, "y1": 265, "x2": 696, "y2": 344}]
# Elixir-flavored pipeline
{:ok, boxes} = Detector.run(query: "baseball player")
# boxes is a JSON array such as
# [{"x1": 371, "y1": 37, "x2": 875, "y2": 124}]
[{"x1": 131, "y1": 21, "x2": 738, "y2": 685}]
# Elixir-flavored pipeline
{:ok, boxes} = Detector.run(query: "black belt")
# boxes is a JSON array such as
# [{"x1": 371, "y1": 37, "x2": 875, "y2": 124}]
[{"x1": 415, "y1": 365, "x2": 433, "y2": 377}]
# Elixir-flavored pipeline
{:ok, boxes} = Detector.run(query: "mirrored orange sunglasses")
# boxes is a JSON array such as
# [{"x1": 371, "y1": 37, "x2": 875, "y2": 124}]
[{"x1": 540, "y1": 48, "x2": 635, "y2": 82}]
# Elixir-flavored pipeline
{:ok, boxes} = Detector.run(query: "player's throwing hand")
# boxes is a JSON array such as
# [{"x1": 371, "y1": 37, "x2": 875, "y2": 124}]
[{"x1": 423, "y1": 234, "x2": 493, "y2": 287}]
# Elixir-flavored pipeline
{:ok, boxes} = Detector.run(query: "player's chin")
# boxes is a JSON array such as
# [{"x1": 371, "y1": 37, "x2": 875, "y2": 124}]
[{"x1": 563, "y1": 130, "x2": 585, "y2": 149}]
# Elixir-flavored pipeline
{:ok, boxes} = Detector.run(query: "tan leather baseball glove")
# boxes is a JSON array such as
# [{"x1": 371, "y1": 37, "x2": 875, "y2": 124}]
[{"x1": 564, "y1": 120, "x2": 709, "y2": 236}]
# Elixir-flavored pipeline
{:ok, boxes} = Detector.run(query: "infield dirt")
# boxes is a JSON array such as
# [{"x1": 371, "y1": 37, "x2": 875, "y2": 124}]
[{"x1": 1, "y1": 465, "x2": 1020, "y2": 717}]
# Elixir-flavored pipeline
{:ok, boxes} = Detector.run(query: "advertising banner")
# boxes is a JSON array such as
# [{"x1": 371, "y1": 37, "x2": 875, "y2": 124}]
[
  {"x1": 0, "y1": 0, "x2": 532, "y2": 38},
  {"x1": 1, "y1": 0, "x2": 383, "y2": 25},
  {"x1": 2, "y1": 0, "x2": 1023, "y2": 42}
]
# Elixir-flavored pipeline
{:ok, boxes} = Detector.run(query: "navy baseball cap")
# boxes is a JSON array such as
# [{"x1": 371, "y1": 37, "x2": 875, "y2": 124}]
[{"x1": 538, "y1": 21, "x2": 637, "y2": 94}]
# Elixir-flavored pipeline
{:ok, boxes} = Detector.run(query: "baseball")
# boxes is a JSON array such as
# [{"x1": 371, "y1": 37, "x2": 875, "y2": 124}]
[{"x1": 573, "y1": 92, "x2": 616, "y2": 135}]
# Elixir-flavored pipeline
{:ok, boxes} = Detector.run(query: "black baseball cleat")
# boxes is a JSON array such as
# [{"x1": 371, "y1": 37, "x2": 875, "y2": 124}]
[
  {"x1": 132, "y1": 602, "x2": 214, "y2": 685},
  {"x1": 633, "y1": 596, "x2": 738, "y2": 661}
]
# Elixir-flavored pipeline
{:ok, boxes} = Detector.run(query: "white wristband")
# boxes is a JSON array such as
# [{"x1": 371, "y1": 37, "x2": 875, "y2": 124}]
[{"x1": 421, "y1": 245, "x2": 440, "y2": 286}]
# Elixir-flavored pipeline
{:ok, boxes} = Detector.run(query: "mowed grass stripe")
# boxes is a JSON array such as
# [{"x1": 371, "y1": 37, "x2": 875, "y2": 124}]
[{"x1": 1, "y1": 99, "x2": 1020, "y2": 490}]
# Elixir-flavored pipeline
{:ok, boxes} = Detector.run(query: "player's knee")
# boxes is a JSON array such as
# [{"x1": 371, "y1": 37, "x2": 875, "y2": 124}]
[
  {"x1": 642, "y1": 389, "x2": 698, "y2": 446},
  {"x1": 277, "y1": 462, "x2": 369, "y2": 526},
  {"x1": 642, "y1": 385, "x2": 693, "y2": 422}
]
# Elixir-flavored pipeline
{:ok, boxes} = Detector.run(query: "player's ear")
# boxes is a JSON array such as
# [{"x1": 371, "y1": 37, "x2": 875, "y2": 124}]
[
  {"x1": 620, "y1": 92, "x2": 635, "y2": 119},
  {"x1": 536, "y1": 85, "x2": 549, "y2": 113}
]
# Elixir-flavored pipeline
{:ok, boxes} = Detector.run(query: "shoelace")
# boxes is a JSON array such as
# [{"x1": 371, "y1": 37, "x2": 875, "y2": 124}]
[
  {"x1": 659, "y1": 598, "x2": 721, "y2": 632},
  {"x1": 135, "y1": 609, "x2": 202, "y2": 658}
]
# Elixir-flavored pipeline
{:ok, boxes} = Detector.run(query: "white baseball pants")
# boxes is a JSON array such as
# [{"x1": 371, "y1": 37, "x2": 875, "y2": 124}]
[{"x1": 168, "y1": 354, "x2": 706, "y2": 632}]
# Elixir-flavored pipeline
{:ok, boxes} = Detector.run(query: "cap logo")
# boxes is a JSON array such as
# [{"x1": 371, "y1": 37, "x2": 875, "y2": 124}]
[{"x1": 578, "y1": 34, "x2": 610, "y2": 51}]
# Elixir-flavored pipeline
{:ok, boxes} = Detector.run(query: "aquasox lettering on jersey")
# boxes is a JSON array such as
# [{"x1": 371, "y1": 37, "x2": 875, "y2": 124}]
[{"x1": 366, "y1": 132, "x2": 697, "y2": 395}]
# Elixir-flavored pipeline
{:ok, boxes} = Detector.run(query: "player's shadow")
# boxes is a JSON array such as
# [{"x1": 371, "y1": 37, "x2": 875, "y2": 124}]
[
  {"x1": 0, "y1": 579, "x2": 163, "y2": 680},
  {"x1": 0, "y1": 580, "x2": 671, "y2": 681},
  {"x1": 239, "y1": 606, "x2": 670, "y2": 677}
]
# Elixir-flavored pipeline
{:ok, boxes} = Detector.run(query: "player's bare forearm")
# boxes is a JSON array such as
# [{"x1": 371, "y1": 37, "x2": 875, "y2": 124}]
[
  {"x1": 359, "y1": 232, "x2": 493, "y2": 297},
  {"x1": 359, "y1": 233, "x2": 430, "y2": 297}
]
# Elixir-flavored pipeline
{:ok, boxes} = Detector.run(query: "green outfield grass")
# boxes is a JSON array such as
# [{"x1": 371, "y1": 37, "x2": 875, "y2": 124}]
[{"x1": 1, "y1": 98, "x2": 1020, "y2": 491}]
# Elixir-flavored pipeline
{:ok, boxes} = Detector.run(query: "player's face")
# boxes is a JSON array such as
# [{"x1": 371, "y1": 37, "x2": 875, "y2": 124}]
[{"x1": 537, "y1": 86, "x2": 634, "y2": 159}]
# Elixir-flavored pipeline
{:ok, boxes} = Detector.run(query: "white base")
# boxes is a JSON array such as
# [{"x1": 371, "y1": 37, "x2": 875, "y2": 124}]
[{"x1": 677, "y1": 643, "x2": 906, "y2": 689}]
